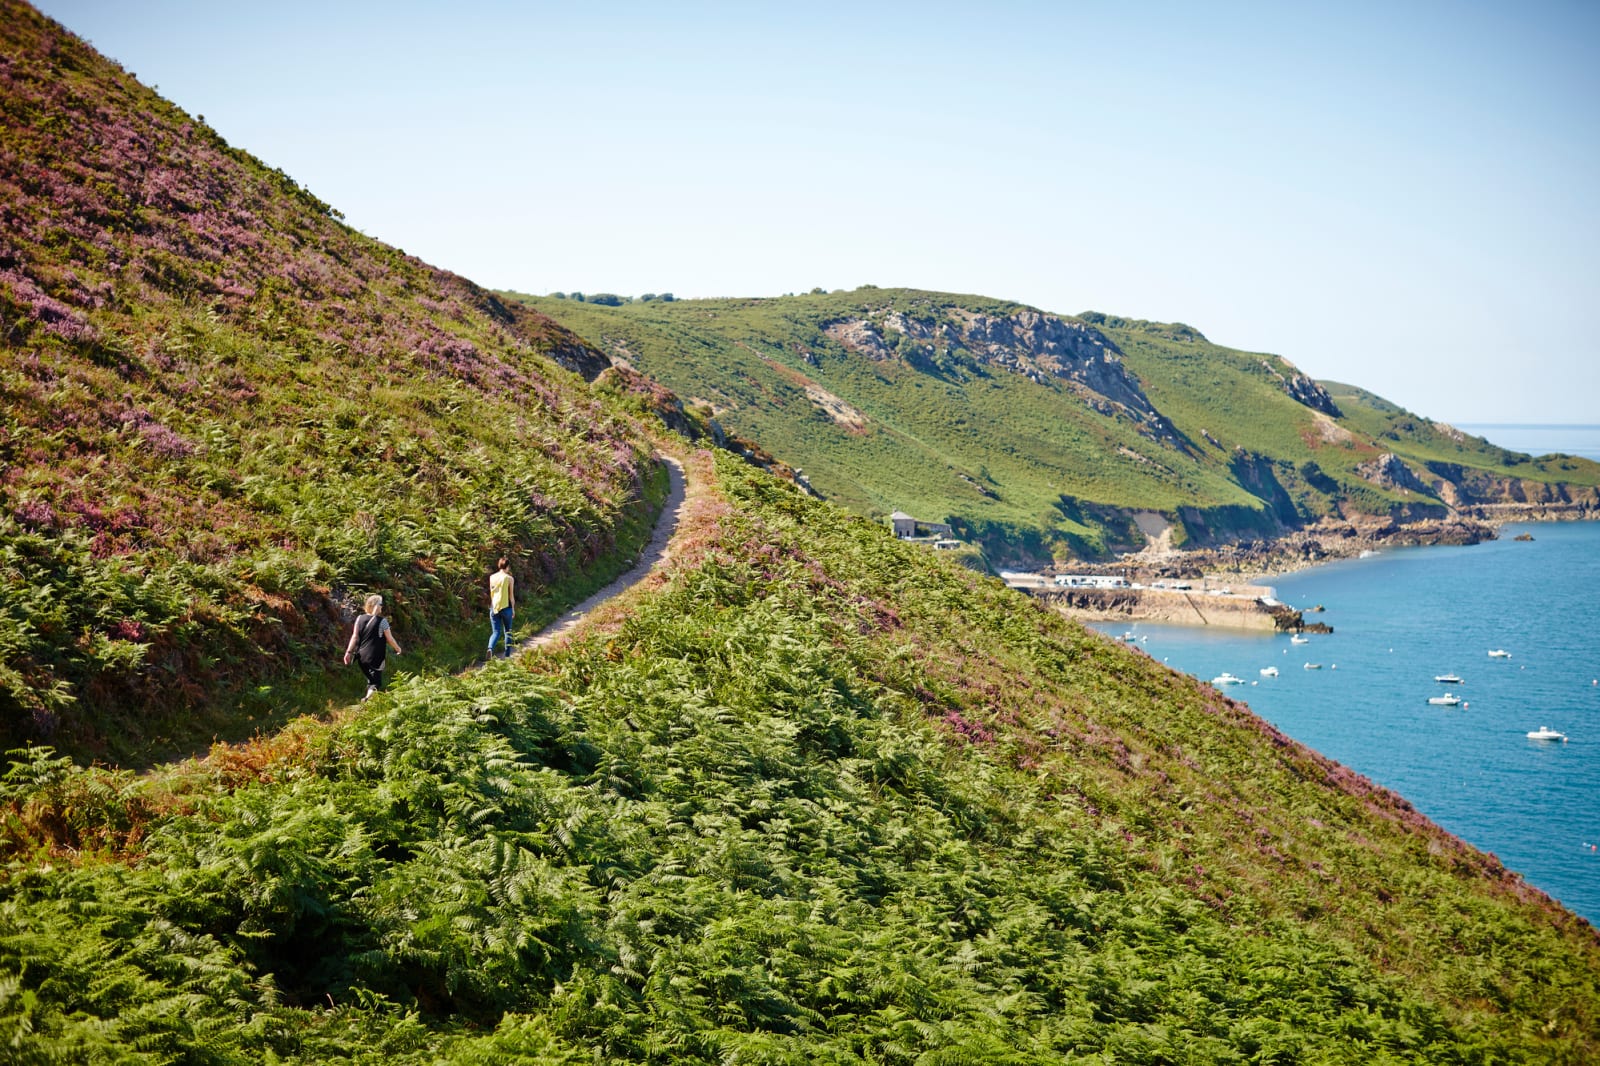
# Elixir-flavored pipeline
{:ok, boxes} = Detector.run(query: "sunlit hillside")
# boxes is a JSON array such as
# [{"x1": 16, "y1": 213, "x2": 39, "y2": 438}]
[
  {"x1": 0, "y1": 1, "x2": 662, "y2": 760},
  {"x1": 4, "y1": 4, "x2": 1600, "y2": 1062},
  {"x1": 5, "y1": 453, "x2": 1598, "y2": 1061},
  {"x1": 516, "y1": 289, "x2": 1600, "y2": 562}
]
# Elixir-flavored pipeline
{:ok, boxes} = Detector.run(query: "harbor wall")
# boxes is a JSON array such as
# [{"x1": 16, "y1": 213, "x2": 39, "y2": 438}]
[{"x1": 1032, "y1": 586, "x2": 1290, "y2": 631}]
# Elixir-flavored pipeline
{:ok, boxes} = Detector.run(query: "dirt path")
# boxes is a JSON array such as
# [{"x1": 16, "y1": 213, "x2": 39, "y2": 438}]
[{"x1": 507, "y1": 453, "x2": 686, "y2": 656}]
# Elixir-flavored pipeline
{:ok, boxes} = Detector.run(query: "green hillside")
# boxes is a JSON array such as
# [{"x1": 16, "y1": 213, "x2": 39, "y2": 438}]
[
  {"x1": 7, "y1": 5, "x2": 1600, "y2": 1061},
  {"x1": 5, "y1": 453, "x2": 1597, "y2": 1062},
  {"x1": 0, "y1": 1, "x2": 662, "y2": 761},
  {"x1": 513, "y1": 290, "x2": 1600, "y2": 561}
]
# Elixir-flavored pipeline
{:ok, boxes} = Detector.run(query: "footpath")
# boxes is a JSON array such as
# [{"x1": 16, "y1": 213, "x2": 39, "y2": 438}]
[{"x1": 500, "y1": 453, "x2": 687, "y2": 658}]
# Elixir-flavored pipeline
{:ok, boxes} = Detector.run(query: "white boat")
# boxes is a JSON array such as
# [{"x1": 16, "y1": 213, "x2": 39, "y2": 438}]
[
  {"x1": 1526, "y1": 726, "x2": 1568, "y2": 742},
  {"x1": 1434, "y1": 674, "x2": 1464, "y2": 685},
  {"x1": 1427, "y1": 693, "x2": 1462, "y2": 706},
  {"x1": 1211, "y1": 672, "x2": 1246, "y2": 686},
  {"x1": 1122, "y1": 631, "x2": 1138, "y2": 642},
  {"x1": 1303, "y1": 662, "x2": 1322, "y2": 670},
  {"x1": 1260, "y1": 666, "x2": 1279, "y2": 678},
  {"x1": 1290, "y1": 635, "x2": 1310, "y2": 645},
  {"x1": 1488, "y1": 649, "x2": 1512, "y2": 659}
]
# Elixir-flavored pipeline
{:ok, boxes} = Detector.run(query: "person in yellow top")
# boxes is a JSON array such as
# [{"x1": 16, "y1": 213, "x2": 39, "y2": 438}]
[{"x1": 488, "y1": 556, "x2": 515, "y2": 659}]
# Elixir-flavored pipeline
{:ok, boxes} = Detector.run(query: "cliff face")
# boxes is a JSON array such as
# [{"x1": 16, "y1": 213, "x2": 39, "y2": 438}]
[
  {"x1": 1427, "y1": 462, "x2": 1600, "y2": 509},
  {"x1": 825, "y1": 306, "x2": 1181, "y2": 444}
]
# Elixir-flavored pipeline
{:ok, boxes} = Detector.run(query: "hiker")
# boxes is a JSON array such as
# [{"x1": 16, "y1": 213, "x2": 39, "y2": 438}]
[
  {"x1": 344, "y1": 593, "x2": 402, "y2": 700},
  {"x1": 488, "y1": 556, "x2": 515, "y2": 659}
]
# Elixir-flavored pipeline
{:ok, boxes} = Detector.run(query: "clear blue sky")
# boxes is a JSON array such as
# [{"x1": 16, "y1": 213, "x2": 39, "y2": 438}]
[{"x1": 37, "y1": 1, "x2": 1600, "y2": 423}]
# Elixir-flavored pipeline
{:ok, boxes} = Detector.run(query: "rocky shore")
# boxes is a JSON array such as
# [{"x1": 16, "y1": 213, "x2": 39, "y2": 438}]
[{"x1": 1038, "y1": 507, "x2": 1597, "y2": 627}]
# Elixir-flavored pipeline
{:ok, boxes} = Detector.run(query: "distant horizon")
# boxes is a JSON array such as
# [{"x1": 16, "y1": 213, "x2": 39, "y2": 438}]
[{"x1": 1454, "y1": 422, "x2": 1600, "y2": 429}]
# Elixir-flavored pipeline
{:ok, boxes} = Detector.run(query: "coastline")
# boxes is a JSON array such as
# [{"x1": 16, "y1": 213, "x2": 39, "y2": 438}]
[{"x1": 1039, "y1": 506, "x2": 1598, "y2": 628}]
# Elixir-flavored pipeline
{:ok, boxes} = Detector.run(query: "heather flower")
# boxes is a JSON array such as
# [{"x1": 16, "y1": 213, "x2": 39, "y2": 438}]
[
  {"x1": 138, "y1": 420, "x2": 195, "y2": 458},
  {"x1": 14, "y1": 498, "x2": 57, "y2": 529}
]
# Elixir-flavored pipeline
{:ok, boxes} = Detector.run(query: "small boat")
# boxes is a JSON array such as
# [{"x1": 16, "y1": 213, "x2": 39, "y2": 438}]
[
  {"x1": 1427, "y1": 693, "x2": 1462, "y2": 706},
  {"x1": 1434, "y1": 674, "x2": 1464, "y2": 685},
  {"x1": 1122, "y1": 632, "x2": 1137, "y2": 642},
  {"x1": 1303, "y1": 662, "x2": 1322, "y2": 670},
  {"x1": 1211, "y1": 673, "x2": 1245, "y2": 686},
  {"x1": 1526, "y1": 726, "x2": 1568, "y2": 742},
  {"x1": 1260, "y1": 666, "x2": 1279, "y2": 678},
  {"x1": 1488, "y1": 649, "x2": 1512, "y2": 659},
  {"x1": 1290, "y1": 635, "x2": 1310, "y2": 645}
]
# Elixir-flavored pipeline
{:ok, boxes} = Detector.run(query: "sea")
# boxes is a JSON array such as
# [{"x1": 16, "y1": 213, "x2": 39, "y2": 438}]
[{"x1": 1093, "y1": 424, "x2": 1600, "y2": 924}]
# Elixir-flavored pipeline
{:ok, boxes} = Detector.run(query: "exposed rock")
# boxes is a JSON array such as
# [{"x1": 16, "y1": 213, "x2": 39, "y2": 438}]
[
  {"x1": 832, "y1": 304, "x2": 1182, "y2": 445},
  {"x1": 1286, "y1": 374, "x2": 1341, "y2": 416},
  {"x1": 823, "y1": 319, "x2": 893, "y2": 360},
  {"x1": 544, "y1": 336, "x2": 612, "y2": 381},
  {"x1": 1356, "y1": 452, "x2": 1432, "y2": 495},
  {"x1": 1260, "y1": 358, "x2": 1341, "y2": 416}
]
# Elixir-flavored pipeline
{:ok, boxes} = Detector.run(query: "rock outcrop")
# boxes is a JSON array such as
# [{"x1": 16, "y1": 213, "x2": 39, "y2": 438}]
[
  {"x1": 825, "y1": 306, "x2": 1181, "y2": 444},
  {"x1": 1260, "y1": 359, "x2": 1341, "y2": 416},
  {"x1": 1356, "y1": 452, "x2": 1432, "y2": 495}
]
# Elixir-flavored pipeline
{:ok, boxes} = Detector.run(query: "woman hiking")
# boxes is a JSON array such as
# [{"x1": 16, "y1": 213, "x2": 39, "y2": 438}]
[
  {"x1": 344, "y1": 593, "x2": 402, "y2": 700},
  {"x1": 488, "y1": 556, "x2": 515, "y2": 659}
]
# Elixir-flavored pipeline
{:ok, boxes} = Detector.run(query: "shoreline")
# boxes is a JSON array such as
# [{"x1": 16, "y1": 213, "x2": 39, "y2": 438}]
[{"x1": 1038, "y1": 507, "x2": 1598, "y2": 628}]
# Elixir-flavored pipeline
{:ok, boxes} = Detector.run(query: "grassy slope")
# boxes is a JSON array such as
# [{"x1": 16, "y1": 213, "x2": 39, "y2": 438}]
[
  {"x1": 516, "y1": 290, "x2": 1600, "y2": 558},
  {"x1": 0, "y1": 2, "x2": 664, "y2": 762},
  {"x1": 515, "y1": 291, "x2": 1259, "y2": 550},
  {"x1": 3, "y1": 452, "x2": 1596, "y2": 1062}
]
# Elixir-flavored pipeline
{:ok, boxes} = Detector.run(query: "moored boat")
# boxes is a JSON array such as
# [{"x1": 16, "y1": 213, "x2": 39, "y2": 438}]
[
  {"x1": 1526, "y1": 726, "x2": 1568, "y2": 742},
  {"x1": 1303, "y1": 662, "x2": 1322, "y2": 670},
  {"x1": 1488, "y1": 649, "x2": 1512, "y2": 659},
  {"x1": 1290, "y1": 635, "x2": 1310, "y2": 645},
  {"x1": 1434, "y1": 674, "x2": 1464, "y2": 684},
  {"x1": 1211, "y1": 672, "x2": 1245, "y2": 686},
  {"x1": 1428, "y1": 693, "x2": 1462, "y2": 706},
  {"x1": 1260, "y1": 666, "x2": 1279, "y2": 678}
]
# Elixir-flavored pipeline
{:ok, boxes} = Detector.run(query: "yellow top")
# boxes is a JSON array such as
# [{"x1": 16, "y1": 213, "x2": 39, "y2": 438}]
[{"x1": 490, "y1": 570, "x2": 514, "y2": 612}]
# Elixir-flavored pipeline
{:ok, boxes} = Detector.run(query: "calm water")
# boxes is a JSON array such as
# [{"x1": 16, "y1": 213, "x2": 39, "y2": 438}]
[
  {"x1": 1094, "y1": 519, "x2": 1600, "y2": 923},
  {"x1": 1457, "y1": 423, "x2": 1600, "y2": 462}
]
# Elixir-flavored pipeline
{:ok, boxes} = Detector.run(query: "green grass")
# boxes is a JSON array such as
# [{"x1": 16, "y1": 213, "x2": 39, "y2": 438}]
[
  {"x1": 3, "y1": 453, "x2": 1596, "y2": 1062},
  {"x1": 512, "y1": 289, "x2": 1600, "y2": 562},
  {"x1": 0, "y1": 4, "x2": 664, "y2": 762}
]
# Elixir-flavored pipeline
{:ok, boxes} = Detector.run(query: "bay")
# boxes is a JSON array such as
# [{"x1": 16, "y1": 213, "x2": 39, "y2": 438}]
[{"x1": 1093, "y1": 518, "x2": 1600, "y2": 924}]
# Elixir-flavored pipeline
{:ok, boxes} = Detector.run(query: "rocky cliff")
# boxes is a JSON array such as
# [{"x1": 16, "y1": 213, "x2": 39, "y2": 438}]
[{"x1": 825, "y1": 306, "x2": 1182, "y2": 444}]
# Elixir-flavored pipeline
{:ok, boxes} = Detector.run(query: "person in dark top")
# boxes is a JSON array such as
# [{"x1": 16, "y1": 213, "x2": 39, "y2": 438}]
[{"x1": 343, "y1": 593, "x2": 402, "y2": 700}]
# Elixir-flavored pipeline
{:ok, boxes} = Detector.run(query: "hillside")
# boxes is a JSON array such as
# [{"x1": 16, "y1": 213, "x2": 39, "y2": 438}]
[
  {"x1": 6, "y1": 5, "x2": 1600, "y2": 1061},
  {"x1": 0, "y1": 1, "x2": 663, "y2": 761},
  {"x1": 512, "y1": 288, "x2": 1600, "y2": 564},
  {"x1": 4, "y1": 452, "x2": 1598, "y2": 1061}
]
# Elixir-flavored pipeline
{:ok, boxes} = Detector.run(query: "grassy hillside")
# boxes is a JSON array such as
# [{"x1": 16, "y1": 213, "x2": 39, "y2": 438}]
[
  {"x1": 513, "y1": 290, "x2": 1600, "y2": 561},
  {"x1": 4, "y1": 452, "x2": 1596, "y2": 1062},
  {"x1": 0, "y1": 1, "x2": 662, "y2": 761}
]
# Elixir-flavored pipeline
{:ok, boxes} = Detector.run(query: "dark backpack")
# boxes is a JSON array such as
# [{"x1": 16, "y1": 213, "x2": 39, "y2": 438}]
[{"x1": 354, "y1": 614, "x2": 387, "y2": 669}]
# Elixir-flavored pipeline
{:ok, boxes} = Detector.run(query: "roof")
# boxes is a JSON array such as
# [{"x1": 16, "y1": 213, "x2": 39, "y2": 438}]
[{"x1": 889, "y1": 511, "x2": 914, "y2": 521}]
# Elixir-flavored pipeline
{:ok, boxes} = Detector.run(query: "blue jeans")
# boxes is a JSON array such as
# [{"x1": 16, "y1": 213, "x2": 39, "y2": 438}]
[{"x1": 489, "y1": 607, "x2": 514, "y2": 657}]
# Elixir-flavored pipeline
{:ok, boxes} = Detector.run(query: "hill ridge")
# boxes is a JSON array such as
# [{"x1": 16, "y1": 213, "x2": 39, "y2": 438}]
[{"x1": 517, "y1": 286, "x2": 1600, "y2": 565}]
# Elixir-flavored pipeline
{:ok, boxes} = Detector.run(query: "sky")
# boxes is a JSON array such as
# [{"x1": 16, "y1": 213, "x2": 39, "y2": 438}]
[{"x1": 35, "y1": 0, "x2": 1600, "y2": 423}]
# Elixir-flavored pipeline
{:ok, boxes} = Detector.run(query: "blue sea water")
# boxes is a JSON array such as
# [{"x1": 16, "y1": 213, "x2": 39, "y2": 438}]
[
  {"x1": 1456, "y1": 423, "x2": 1600, "y2": 462},
  {"x1": 1093, "y1": 518, "x2": 1600, "y2": 924}
]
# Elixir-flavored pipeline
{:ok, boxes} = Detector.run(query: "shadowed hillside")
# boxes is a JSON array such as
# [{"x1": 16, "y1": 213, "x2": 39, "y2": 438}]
[{"x1": 0, "y1": 1, "x2": 661, "y2": 761}]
